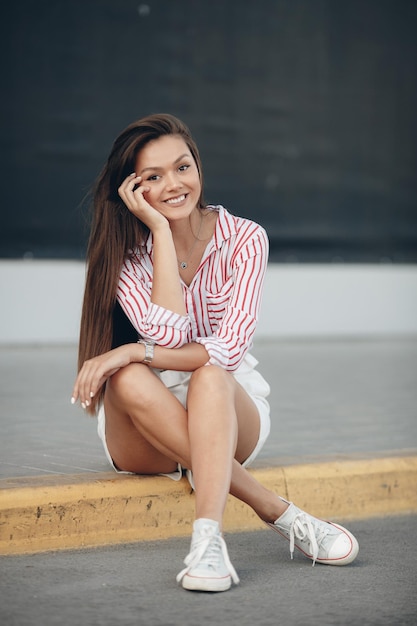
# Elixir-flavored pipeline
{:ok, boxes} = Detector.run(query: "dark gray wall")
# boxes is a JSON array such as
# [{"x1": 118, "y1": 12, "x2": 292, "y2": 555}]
[{"x1": 2, "y1": 0, "x2": 416, "y2": 261}]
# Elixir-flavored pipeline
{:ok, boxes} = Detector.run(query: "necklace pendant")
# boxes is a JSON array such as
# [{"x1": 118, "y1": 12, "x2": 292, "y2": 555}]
[{"x1": 180, "y1": 261, "x2": 188, "y2": 270}]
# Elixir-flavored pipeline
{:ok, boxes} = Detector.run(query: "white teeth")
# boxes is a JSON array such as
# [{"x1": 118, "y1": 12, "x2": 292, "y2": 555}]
[{"x1": 165, "y1": 194, "x2": 186, "y2": 204}]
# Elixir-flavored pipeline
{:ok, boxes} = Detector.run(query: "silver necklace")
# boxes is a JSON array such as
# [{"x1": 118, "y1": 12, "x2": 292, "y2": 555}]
[{"x1": 178, "y1": 212, "x2": 204, "y2": 270}]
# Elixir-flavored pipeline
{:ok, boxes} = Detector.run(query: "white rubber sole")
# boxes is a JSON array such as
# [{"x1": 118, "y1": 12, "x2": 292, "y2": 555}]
[{"x1": 181, "y1": 573, "x2": 232, "y2": 592}]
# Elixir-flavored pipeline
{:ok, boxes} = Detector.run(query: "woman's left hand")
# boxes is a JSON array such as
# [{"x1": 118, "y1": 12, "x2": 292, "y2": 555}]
[{"x1": 71, "y1": 344, "x2": 137, "y2": 409}]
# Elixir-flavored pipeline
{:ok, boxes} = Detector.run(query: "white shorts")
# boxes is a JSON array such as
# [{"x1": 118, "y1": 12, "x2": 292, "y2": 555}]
[{"x1": 97, "y1": 353, "x2": 271, "y2": 487}]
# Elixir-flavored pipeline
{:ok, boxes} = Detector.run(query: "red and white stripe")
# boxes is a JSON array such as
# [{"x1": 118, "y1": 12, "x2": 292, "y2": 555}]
[{"x1": 116, "y1": 205, "x2": 269, "y2": 370}]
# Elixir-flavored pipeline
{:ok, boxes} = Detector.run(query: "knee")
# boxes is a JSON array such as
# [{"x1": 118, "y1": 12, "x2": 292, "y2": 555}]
[
  {"x1": 106, "y1": 363, "x2": 154, "y2": 408},
  {"x1": 189, "y1": 364, "x2": 234, "y2": 395}
]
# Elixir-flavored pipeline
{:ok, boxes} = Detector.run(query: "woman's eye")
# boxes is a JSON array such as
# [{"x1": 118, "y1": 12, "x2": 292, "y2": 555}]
[
  {"x1": 178, "y1": 164, "x2": 190, "y2": 172},
  {"x1": 147, "y1": 174, "x2": 160, "y2": 181}
]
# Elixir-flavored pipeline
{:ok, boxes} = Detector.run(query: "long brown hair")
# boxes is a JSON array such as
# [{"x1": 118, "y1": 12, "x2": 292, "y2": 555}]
[{"x1": 78, "y1": 113, "x2": 206, "y2": 414}]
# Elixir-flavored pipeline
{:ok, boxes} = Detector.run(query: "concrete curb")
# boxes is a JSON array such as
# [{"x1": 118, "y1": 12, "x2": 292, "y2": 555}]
[{"x1": 1, "y1": 455, "x2": 417, "y2": 555}]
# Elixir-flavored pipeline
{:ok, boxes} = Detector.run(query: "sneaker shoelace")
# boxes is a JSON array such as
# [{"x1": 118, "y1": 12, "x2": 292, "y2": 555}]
[
  {"x1": 176, "y1": 527, "x2": 240, "y2": 584},
  {"x1": 289, "y1": 512, "x2": 330, "y2": 566}
]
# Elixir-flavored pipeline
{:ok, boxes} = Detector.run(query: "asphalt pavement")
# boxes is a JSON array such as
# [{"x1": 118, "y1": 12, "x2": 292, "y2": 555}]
[{"x1": 1, "y1": 514, "x2": 416, "y2": 626}]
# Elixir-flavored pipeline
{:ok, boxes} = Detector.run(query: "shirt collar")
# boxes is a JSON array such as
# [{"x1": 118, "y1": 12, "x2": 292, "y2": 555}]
[{"x1": 211, "y1": 205, "x2": 237, "y2": 249}]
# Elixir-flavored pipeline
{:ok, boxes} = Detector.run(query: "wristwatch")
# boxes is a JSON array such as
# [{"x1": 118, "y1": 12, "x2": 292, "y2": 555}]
[{"x1": 138, "y1": 340, "x2": 155, "y2": 364}]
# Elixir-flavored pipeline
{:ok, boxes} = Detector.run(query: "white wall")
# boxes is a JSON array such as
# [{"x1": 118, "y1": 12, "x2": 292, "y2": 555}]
[
  {"x1": 1, "y1": 260, "x2": 416, "y2": 344},
  {"x1": 260, "y1": 263, "x2": 417, "y2": 337}
]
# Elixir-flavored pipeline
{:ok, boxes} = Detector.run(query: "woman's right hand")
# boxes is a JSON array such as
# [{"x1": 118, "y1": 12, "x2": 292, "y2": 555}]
[
  {"x1": 118, "y1": 173, "x2": 168, "y2": 232},
  {"x1": 71, "y1": 344, "x2": 140, "y2": 409}
]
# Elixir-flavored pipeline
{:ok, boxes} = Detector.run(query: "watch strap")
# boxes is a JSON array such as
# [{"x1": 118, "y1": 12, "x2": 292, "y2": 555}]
[{"x1": 138, "y1": 340, "x2": 155, "y2": 364}]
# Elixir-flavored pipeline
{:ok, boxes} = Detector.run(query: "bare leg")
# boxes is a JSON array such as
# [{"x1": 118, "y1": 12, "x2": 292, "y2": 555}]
[
  {"x1": 104, "y1": 363, "x2": 288, "y2": 525},
  {"x1": 104, "y1": 363, "x2": 359, "y2": 578}
]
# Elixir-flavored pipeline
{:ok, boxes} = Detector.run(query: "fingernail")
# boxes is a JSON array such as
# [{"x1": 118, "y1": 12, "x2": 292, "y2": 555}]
[
  {"x1": 90, "y1": 391, "x2": 94, "y2": 398},
  {"x1": 85, "y1": 400, "x2": 90, "y2": 407},
  {"x1": 81, "y1": 402, "x2": 86, "y2": 409},
  {"x1": 70, "y1": 397, "x2": 75, "y2": 405},
  {"x1": 130, "y1": 172, "x2": 136, "y2": 177}
]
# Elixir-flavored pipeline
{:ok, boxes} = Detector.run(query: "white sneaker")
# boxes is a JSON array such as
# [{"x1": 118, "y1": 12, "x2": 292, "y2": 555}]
[
  {"x1": 267, "y1": 499, "x2": 359, "y2": 566},
  {"x1": 176, "y1": 519, "x2": 240, "y2": 592}
]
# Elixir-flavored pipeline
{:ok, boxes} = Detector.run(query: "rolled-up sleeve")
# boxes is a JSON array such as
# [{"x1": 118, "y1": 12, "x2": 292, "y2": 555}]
[{"x1": 117, "y1": 258, "x2": 191, "y2": 348}]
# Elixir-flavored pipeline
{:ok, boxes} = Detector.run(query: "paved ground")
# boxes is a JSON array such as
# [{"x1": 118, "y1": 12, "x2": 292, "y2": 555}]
[
  {"x1": 1, "y1": 514, "x2": 416, "y2": 626},
  {"x1": 1, "y1": 337, "x2": 417, "y2": 478},
  {"x1": 0, "y1": 338, "x2": 416, "y2": 624}
]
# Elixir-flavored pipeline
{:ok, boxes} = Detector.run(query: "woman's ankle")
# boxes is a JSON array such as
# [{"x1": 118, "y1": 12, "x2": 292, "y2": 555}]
[{"x1": 258, "y1": 493, "x2": 290, "y2": 523}]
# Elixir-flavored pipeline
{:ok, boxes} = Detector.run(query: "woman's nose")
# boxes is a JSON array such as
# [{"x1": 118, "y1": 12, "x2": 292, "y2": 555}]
[{"x1": 165, "y1": 171, "x2": 181, "y2": 189}]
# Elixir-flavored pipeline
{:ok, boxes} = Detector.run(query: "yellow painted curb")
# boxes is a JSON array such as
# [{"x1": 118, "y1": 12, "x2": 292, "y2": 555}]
[{"x1": 1, "y1": 456, "x2": 416, "y2": 555}]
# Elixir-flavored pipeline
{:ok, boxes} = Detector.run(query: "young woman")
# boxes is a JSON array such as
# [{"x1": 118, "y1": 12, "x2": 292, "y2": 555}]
[{"x1": 71, "y1": 113, "x2": 359, "y2": 592}]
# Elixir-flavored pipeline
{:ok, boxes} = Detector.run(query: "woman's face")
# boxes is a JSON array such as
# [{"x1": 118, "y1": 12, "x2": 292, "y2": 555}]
[{"x1": 134, "y1": 134, "x2": 202, "y2": 221}]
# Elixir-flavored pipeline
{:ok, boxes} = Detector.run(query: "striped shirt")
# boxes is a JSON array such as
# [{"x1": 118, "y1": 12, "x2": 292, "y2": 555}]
[{"x1": 117, "y1": 205, "x2": 269, "y2": 371}]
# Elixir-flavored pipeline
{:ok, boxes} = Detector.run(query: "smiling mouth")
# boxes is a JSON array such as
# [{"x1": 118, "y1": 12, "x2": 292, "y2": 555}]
[{"x1": 164, "y1": 194, "x2": 187, "y2": 205}]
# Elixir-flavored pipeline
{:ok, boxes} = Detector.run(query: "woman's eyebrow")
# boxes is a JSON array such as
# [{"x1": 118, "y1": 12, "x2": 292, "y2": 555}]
[{"x1": 139, "y1": 153, "x2": 191, "y2": 175}]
